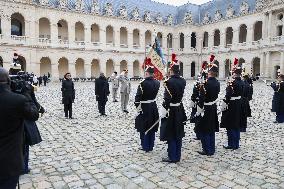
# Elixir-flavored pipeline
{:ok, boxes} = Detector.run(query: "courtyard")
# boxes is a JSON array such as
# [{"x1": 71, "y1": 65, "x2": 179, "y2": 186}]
[{"x1": 19, "y1": 80, "x2": 284, "y2": 189}]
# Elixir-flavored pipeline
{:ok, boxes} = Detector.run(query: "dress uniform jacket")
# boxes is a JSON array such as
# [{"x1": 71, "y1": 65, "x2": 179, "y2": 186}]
[
  {"x1": 135, "y1": 77, "x2": 160, "y2": 133},
  {"x1": 221, "y1": 77, "x2": 245, "y2": 130},
  {"x1": 160, "y1": 75, "x2": 187, "y2": 141},
  {"x1": 271, "y1": 81, "x2": 284, "y2": 113},
  {"x1": 190, "y1": 83, "x2": 199, "y2": 123},
  {"x1": 0, "y1": 84, "x2": 39, "y2": 178},
  {"x1": 196, "y1": 77, "x2": 220, "y2": 133}
]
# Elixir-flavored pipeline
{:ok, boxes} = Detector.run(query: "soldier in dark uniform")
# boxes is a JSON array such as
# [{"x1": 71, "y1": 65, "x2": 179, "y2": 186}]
[
  {"x1": 221, "y1": 67, "x2": 245, "y2": 150},
  {"x1": 134, "y1": 66, "x2": 160, "y2": 152},
  {"x1": 241, "y1": 74, "x2": 253, "y2": 132},
  {"x1": 61, "y1": 73, "x2": 75, "y2": 119},
  {"x1": 160, "y1": 63, "x2": 187, "y2": 163},
  {"x1": 190, "y1": 63, "x2": 208, "y2": 140},
  {"x1": 95, "y1": 73, "x2": 110, "y2": 116},
  {"x1": 195, "y1": 64, "x2": 220, "y2": 156},
  {"x1": 271, "y1": 74, "x2": 284, "y2": 123},
  {"x1": 43, "y1": 74, "x2": 48, "y2": 86}
]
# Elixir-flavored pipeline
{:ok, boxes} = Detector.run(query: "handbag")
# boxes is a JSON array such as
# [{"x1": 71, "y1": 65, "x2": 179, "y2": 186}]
[{"x1": 24, "y1": 120, "x2": 42, "y2": 146}]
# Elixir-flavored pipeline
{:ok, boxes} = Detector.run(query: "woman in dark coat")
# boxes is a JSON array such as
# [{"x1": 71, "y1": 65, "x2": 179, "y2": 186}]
[
  {"x1": 61, "y1": 73, "x2": 75, "y2": 119},
  {"x1": 271, "y1": 74, "x2": 284, "y2": 123}
]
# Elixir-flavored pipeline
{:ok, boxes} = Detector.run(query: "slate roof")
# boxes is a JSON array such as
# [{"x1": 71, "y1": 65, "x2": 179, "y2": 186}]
[{"x1": 36, "y1": 0, "x2": 257, "y2": 25}]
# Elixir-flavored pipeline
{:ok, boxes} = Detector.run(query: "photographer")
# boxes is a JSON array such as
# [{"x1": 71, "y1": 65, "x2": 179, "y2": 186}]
[{"x1": 0, "y1": 67, "x2": 39, "y2": 189}]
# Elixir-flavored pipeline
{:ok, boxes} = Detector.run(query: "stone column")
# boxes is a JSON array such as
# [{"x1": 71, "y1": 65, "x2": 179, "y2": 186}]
[
  {"x1": 99, "y1": 26, "x2": 106, "y2": 48},
  {"x1": 128, "y1": 63, "x2": 133, "y2": 78},
  {"x1": 173, "y1": 34, "x2": 180, "y2": 51},
  {"x1": 2, "y1": 17, "x2": 11, "y2": 42},
  {"x1": 85, "y1": 63, "x2": 92, "y2": 78},
  {"x1": 220, "y1": 29, "x2": 226, "y2": 48},
  {"x1": 50, "y1": 22, "x2": 58, "y2": 45},
  {"x1": 262, "y1": 13, "x2": 268, "y2": 39},
  {"x1": 185, "y1": 32, "x2": 191, "y2": 52},
  {"x1": 196, "y1": 34, "x2": 202, "y2": 53},
  {"x1": 268, "y1": 11, "x2": 272, "y2": 39},
  {"x1": 69, "y1": 62, "x2": 76, "y2": 77},
  {"x1": 265, "y1": 51, "x2": 270, "y2": 77},
  {"x1": 233, "y1": 27, "x2": 239, "y2": 46},
  {"x1": 115, "y1": 29, "x2": 120, "y2": 47},
  {"x1": 208, "y1": 31, "x2": 214, "y2": 48},
  {"x1": 68, "y1": 23, "x2": 75, "y2": 45},
  {"x1": 247, "y1": 26, "x2": 254, "y2": 43},
  {"x1": 219, "y1": 59, "x2": 225, "y2": 79},
  {"x1": 260, "y1": 52, "x2": 265, "y2": 77},
  {"x1": 114, "y1": 64, "x2": 120, "y2": 73},
  {"x1": 162, "y1": 35, "x2": 167, "y2": 50},
  {"x1": 51, "y1": 63, "x2": 59, "y2": 80},
  {"x1": 28, "y1": 18, "x2": 37, "y2": 45},
  {"x1": 85, "y1": 25, "x2": 91, "y2": 46},
  {"x1": 280, "y1": 51, "x2": 284, "y2": 74},
  {"x1": 140, "y1": 31, "x2": 145, "y2": 49},
  {"x1": 128, "y1": 31, "x2": 132, "y2": 48},
  {"x1": 101, "y1": 60, "x2": 107, "y2": 74}
]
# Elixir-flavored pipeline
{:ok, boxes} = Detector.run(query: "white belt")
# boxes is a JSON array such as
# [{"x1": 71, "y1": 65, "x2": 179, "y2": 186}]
[
  {"x1": 204, "y1": 99, "x2": 218, "y2": 106},
  {"x1": 170, "y1": 103, "x2": 181, "y2": 107},
  {"x1": 139, "y1": 99, "x2": 156, "y2": 104},
  {"x1": 230, "y1": 96, "x2": 241, "y2": 101}
]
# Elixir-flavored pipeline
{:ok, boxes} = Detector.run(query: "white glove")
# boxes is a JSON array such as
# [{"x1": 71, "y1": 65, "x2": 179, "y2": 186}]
[
  {"x1": 196, "y1": 105, "x2": 204, "y2": 117},
  {"x1": 220, "y1": 100, "x2": 228, "y2": 112},
  {"x1": 189, "y1": 100, "x2": 196, "y2": 108},
  {"x1": 160, "y1": 106, "x2": 168, "y2": 118},
  {"x1": 136, "y1": 103, "x2": 142, "y2": 113}
]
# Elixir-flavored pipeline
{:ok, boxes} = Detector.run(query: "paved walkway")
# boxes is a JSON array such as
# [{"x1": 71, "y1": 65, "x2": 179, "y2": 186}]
[{"x1": 19, "y1": 81, "x2": 284, "y2": 189}]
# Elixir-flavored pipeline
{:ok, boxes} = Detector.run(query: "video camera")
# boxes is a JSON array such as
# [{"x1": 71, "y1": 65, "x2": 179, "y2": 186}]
[{"x1": 9, "y1": 71, "x2": 33, "y2": 95}]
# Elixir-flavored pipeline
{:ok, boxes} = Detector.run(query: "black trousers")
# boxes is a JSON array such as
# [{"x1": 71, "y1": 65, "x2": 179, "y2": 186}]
[
  {"x1": 43, "y1": 81, "x2": 47, "y2": 86},
  {"x1": 64, "y1": 103, "x2": 72, "y2": 118},
  {"x1": 98, "y1": 101, "x2": 106, "y2": 114},
  {"x1": 0, "y1": 176, "x2": 19, "y2": 189}
]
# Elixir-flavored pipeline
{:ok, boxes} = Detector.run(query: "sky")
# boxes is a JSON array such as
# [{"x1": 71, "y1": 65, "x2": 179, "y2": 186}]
[{"x1": 153, "y1": 0, "x2": 211, "y2": 6}]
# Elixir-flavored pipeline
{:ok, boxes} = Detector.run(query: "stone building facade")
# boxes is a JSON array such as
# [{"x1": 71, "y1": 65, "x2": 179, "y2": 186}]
[{"x1": 0, "y1": 0, "x2": 283, "y2": 79}]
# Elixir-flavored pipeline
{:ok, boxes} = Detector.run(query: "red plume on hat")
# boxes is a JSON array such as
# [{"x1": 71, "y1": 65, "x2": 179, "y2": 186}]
[
  {"x1": 172, "y1": 53, "x2": 178, "y2": 63},
  {"x1": 234, "y1": 58, "x2": 239, "y2": 66},
  {"x1": 202, "y1": 61, "x2": 208, "y2": 70},
  {"x1": 210, "y1": 55, "x2": 215, "y2": 63}
]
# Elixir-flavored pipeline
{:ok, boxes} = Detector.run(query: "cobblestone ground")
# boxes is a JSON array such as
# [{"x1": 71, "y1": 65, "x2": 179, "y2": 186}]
[{"x1": 19, "y1": 80, "x2": 284, "y2": 189}]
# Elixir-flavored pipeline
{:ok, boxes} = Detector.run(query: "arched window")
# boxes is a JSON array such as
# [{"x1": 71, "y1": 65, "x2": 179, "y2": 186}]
[
  {"x1": 203, "y1": 32, "x2": 209, "y2": 47},
  {"x1": 11, "y1": 15, "x2": 24, "y2": 36},
  {"x1": 254, "y1": 21, "x2": 263, "y2": 41},
  {"x1": 239, "y1": 24, "x2": 247, "y2": 43},
  {"x1": 214, "y1": 30, "x2": 220, "y2": 46},
  {"x1": 226, "y1": 27, "x2": 233, "y2": 46},
  {"x1": 191, "y1": 32, "x2": 196, "y2": 48},
  {"x1": 179, "y1": 33, "x2": 184, "y2": 49}
]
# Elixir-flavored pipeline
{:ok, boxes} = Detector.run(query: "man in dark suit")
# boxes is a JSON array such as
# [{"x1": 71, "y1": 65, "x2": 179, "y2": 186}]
[
  {"x1": 43, "y1": 74, "x2": 48, "y2": 86},
  {"x1": 95, "y1": 73, "x2": 110, "y2": 116},
  {"x1": 61, "y1": 73, "x2": 75, "y2": 119},
  {"x1": 0, "y1": 67, "x2": 39, "y2": 189}
]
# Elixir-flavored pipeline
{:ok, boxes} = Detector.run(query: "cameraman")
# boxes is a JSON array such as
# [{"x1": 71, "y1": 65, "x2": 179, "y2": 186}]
[{"x1": 0, "y1": 68, "x2": 39, "y2": 189}]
